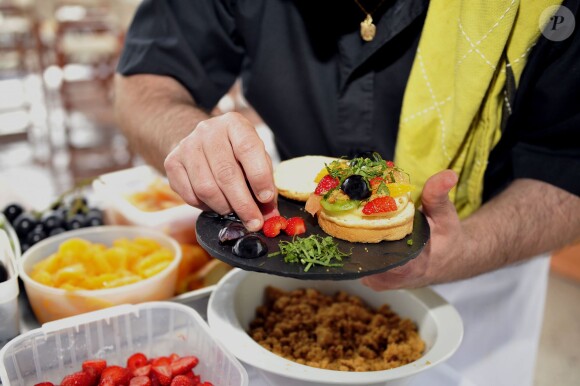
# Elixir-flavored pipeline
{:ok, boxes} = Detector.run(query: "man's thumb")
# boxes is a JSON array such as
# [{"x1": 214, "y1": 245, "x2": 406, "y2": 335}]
[{"x1": 421, "y1": 170, "x2": 458, "y2": 219}]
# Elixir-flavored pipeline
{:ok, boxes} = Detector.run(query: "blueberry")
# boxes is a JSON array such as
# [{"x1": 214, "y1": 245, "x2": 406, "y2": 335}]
[
  {"x1": 232, "y1": 235, "x2": 268, "y2": 259},
  {"x1": 65, "y1": 214, "x2": 85, "y2": 230},
  {"x1": 2, "y1": 203, "x2": 24, "y2": 224},
  {"x1": 84, "y1": 214, "x2": 104, "y2": 227},
  {"x1": 218, "y1": 222, "x2": 248, "y2": 245},
  {"x1": 341, "y1": 175, "x2": 371, "y2": 200},
  {"x1": 13, "y1": 213, "x2": 38, "y2": 238},
  {"x1": 41, "y1": 211, "x2": 64, "y2": 232},
  {"x1": 26, "y1": 228, "x2": 47, "y2": 246}
]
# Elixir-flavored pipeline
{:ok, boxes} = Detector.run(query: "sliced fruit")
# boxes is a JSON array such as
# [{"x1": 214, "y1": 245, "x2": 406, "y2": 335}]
[
  {"x1": 127, "y1": 352, "x2": 148, "y2": 371},
  {"x1": 262, "y1": 216, "x2": 288, "y2": 238},
  {"x1": 314, "y1": 175, "x2": 339, "y2": 195},
  {"x1": 82, "y1": 359, "x2": 107, "y2": 378},
  {"x1": 313, "y1": 167, "x2": 328, "y2": 183},
  {"x1": 60, "y1": 372, "x2": 92, "y2": 386},
  {"x1": 284, "y1": 217, "x2": 306, "y2": 236},
  {"x1": 362, "y1": 196, "x2": 397, "y2": 215},
  {"x1": 170, "y1": 356, "x2": 199, "y2": 376},
  {"x1": 385, "y1": 183, "x2": 414, "y2": 197},
  {"x1": 320, "y1": 198, "x2": 359, "y2": 213}
]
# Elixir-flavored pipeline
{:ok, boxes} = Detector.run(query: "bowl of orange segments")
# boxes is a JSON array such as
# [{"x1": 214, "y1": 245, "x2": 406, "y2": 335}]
[{"x1": 19, "y1": 226, "x2": 182, "y2": 324}]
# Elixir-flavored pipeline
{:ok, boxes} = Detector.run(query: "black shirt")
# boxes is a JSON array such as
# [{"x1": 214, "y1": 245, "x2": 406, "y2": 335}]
[{"x1": 117, "y1": 0, "x2": 580, "y2": 202}]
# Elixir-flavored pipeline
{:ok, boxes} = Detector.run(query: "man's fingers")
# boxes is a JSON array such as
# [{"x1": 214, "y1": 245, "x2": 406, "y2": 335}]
[
  {"x1": 202, "y1": 117, "x2": 265, "y2": 231},
  {"x1": 164, "y1": 150, "x2": 210, "y2": 211},
  {"x1": 421, "y1": 169, "x2": 458, "y2": 220},
  {"x1": 226, "y1": 114, "x2": 277, "y2": 205}
]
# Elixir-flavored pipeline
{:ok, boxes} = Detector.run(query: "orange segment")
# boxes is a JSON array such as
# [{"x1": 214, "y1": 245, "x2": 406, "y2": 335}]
[
  {"x1": 385, "y1": 183, "x2": 414, "y2": 197},
  {"x1": 314, "y1": 168, "x2": 329, "y2": 183}
]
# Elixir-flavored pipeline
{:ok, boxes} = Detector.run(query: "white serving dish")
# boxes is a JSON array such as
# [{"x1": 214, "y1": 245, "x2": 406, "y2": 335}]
[{"x1": 208, "y1": 269, "x2": 463, "y2": 386}]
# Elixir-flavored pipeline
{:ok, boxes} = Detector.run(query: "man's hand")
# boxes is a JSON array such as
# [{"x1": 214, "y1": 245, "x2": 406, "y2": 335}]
[
  {"x1": 164, "y1": 112, "x2": 279, "y2": 231},
  {"x1": 362, "y1": 170, "x2": 469, "y2": 290},
  {"x1": 362, "y1": 170, "x2": 580, "y2": 291}
]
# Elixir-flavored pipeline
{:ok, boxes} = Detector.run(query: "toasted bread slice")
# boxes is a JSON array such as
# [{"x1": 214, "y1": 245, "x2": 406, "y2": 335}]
[
  {"x1": 318, "y1": 202, "x2": 415, "y2": 243},
  {"x1": 274, "y1": 155, "x2": 340, "y2": 202}
]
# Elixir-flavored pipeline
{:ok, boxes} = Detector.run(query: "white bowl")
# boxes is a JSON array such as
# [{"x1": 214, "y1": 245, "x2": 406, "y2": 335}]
[
  {"x1": 208, "y1": 269, "x2": 463, "y2": 386},
  {"x1": 19, "y1": 226, "x2": 182, "y2": 324}
]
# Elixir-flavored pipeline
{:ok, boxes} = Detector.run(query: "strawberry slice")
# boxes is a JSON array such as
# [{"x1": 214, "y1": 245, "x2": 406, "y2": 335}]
[
  {"x1": 170, "y1": 356, "x2": 199, "y2": 376},
  {"x1": 362, "y1": 196, "x2": 397, "y2": 215},
  {"x1": 262, "y1": 216, "x2": 287, "y2": 237},
  {"x1": 99, "y1": 366, "x2": 131, "y2": 386},
  {"x1": 284, "y1": 217, "x2": 306, "y2": 236},
  {"x1": 132, "y1": 364, "x2": 152, "y2": 377},
  {"x1": 127, "y1": 353, "x2": 148, "y2": 371},
  {"x1": 129, "y1": 376, "x2": 152, "y2": 386},
  {"x1": 82, "y1": 359, "x2": 107, "y2": 377},
  {"x1": 169, "y1": 375, "x2": 195, "y2": 386},
  {"x1": 150, "y1": 357, "x2": 171, "y2": 367},
  {"x1": 61, "y1": 372, "x2": 93, "y2": 386},
  {"x1": 314, "y1": 175, "x2": 339, "y2": 195},
  {"x1": 151, "y1": 365, "x2": 172, "y2": 386}
]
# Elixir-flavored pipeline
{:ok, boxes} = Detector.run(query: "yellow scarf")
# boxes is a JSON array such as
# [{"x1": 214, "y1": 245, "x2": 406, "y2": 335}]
[{"x1": 395, "y1": 0, "x2": 562, "y2": 218}]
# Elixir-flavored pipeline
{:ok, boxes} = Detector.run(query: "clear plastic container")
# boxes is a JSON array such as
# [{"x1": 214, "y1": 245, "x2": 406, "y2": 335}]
[
  {"x1": 0, "y1": 302, "x2": 249, "y2": 386},
  {"x1": 93, "y1": 166, "x2": 201, "y2": 244},
  {"x1": 0, "y1": 229, "x2": 19, "y2": 349}
]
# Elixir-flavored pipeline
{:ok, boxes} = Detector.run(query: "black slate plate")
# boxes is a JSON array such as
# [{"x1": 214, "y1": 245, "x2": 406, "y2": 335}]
[{"x1": 195, "y1": 197, "x2": 430, "y2": 280}]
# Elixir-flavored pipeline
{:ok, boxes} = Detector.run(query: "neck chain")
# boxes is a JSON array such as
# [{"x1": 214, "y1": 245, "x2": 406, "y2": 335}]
[{"x1": 353, "y1": 0, "x2": 388, "y2": 42}]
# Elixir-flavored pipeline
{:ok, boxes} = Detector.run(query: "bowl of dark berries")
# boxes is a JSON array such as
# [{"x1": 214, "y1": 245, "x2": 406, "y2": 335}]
[{"x1": 1, "y1": 192, "x2": 105, "y2": 257}]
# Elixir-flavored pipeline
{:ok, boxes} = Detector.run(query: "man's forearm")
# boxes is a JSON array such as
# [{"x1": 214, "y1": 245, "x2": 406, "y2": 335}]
[
  {"x1": 114, "y1": 74, "x2": 210, "y2": 170},
  {"x1": 457, "y1": 179, "x2": 580, "y2": 279}
]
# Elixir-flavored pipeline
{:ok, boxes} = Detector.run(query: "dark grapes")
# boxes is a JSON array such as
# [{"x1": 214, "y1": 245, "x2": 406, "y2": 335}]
[
  {"x1": 340, "y1": 175, "x2": 371, "y2": 200},
  {"x1": 232, "y1": 235, "x2": 268, "y2": 258},
  {"x1": 26, "y1": 228, "x2": 47, "y2": 245},
  {"x1": 13, "y1": 213, "x2": 38, "y2": 238},
  {"x1": 65, "y1": 214, "x2": 85, "y2": 230},
  {"x1": 41, "y1": 211, "x2": 65, "y2": 233},
  {"x1": 2, "y1": 203, "x2": 24, "y2": 224},
  {"x1": 218, "y1": 222, "x2": 248, "y2": 245}
]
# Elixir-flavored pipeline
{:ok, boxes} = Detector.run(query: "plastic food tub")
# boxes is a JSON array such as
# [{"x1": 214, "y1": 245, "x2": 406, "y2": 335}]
[
  {"x1": 93, "y1": 166, "x2": 201, "y2": 244},
  {"x1": 0, "y1": 302, "x2": 249, "y2": 386},
  {"x1": 19, "y1": 226, "x2": 182, "y2": 324}
]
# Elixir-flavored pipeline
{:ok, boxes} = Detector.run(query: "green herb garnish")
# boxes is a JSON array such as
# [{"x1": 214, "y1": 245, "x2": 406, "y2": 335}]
[
  {"x1": 268, "y1": 235, "x2": 352, "y2": 272},
  {"x1": 407, "y1": 239, "x2": 414, "y2": 246}
]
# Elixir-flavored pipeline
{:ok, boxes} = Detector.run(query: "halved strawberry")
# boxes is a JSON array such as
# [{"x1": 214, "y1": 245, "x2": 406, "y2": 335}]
[
  {"x1": 170, "y1": 356, "x2": 199, "y2": 376},
  {"x1": 127, "y1": 353, "x2": 148, "y2": 371},
  {"x1": 150, "y1": 357, "x2": 171, "y2": 367},
  {"x1": 284, "y1": 217, "x2": 306, "y2": 236},
  {"x1": 151, "y1": 365, "x2": 172, "y2": 386},
  {"x1": 82, "y1": 359, "x2": 107, "y2": 378},
  {"x1": 129, "y1": 376, "x2": 152, "y2": 386},
  {"x1": 362, "y1": 196, "x2": 397, "y2": 215},
  {"x1": 99, "y1": 366, "x2": 131, "y2": 386},
  {"x1": 314, "y1": 175, "x2": 339, "y2": 195},
  {"x1": 132, "y1": 364, "x2": 151, "y2": 377},
  {"x1": 61, "y1": 371, "x2": 93, "y2": 386},
  {"x1": 262, "y1": 216, "x2": 287, "y2": 237},
  {"x1": 169, "y1": 353, "x2": 180, "y2": 363},
  {"x1": 169, "y1": 375, "x2": 195, "y2": 386}
]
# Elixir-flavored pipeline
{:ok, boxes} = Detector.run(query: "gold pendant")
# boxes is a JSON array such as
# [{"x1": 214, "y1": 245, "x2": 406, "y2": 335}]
[{"x1": 360, "y1": 14, "x2": 376, "y2": 42}]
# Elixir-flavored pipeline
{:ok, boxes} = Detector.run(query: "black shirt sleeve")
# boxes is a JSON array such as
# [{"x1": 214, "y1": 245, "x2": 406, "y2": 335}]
[
  {"x1": 484, "y1": 0, "x2": 580, "y2": 200},
  {"x1": 117, "y1": 0, "x2": 245, "y2": 110}
]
